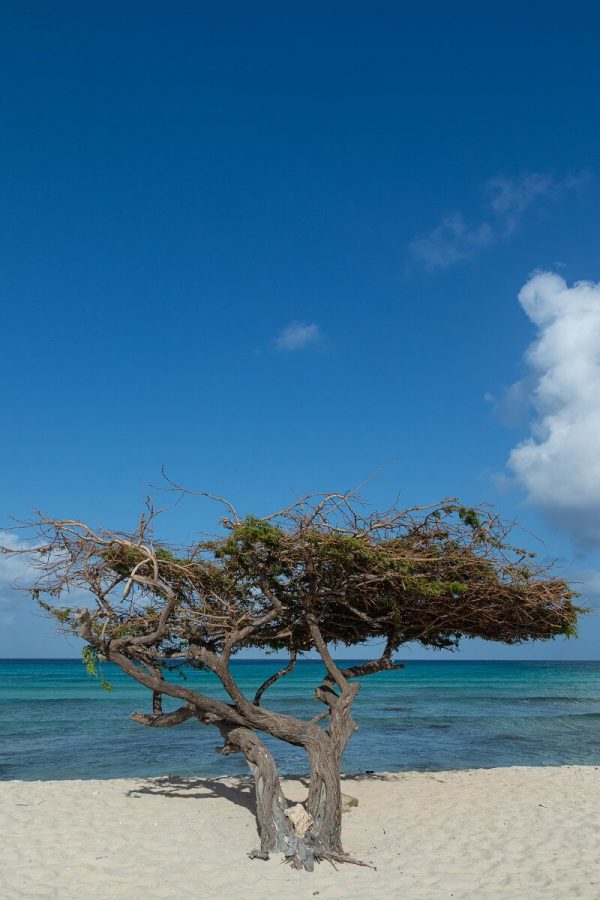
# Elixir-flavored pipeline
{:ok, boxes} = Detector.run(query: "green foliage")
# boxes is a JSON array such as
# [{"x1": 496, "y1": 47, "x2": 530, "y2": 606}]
[
  {"x1": 27, "y1": 492, "x2": 585, "y2": 660},
  {"x1": 217, "y1": 516, "x2": 284, "y2": 558},
  {"x1": 457, "y1": 506, "x2": 481, "y2": 529},
  {"x1": 36, "y1": 597, "x2": 77, "y2": 629},
  {"x1": 82, "y1": 645, "x2": 112, "y2": 693},
  {"x1": 558, "y1": 605, "x2": 587, "y2": 639},
  {"x1": 52, "y1": 606, "x2": 73, "y2": 623},
  {"x1": 155, "y1": 548, "x2": 178, "y2": 560}
]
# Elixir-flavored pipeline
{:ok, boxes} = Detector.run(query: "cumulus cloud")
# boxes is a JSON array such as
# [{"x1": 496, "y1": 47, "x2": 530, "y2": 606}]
[
  {"x1": 274, "y1": 321, "x2": 322, "y2": 351},
  {"x1": 410, "y1": 171, "x2": 589, "y2": 270},
  {"x1": 506, "y1": 272, "x2": 600, "y2": 545}
]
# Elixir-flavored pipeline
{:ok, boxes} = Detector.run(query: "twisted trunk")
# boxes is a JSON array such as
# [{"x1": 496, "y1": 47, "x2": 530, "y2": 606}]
[
  {"x1": 217, "y1": 725, "x2": 295, "y2": 855},
  {"x1": 121, "y1": 647, "x2": 360, "y2": 869},
  {"x1": 219, "y1": 721, "x2": 356, "y2": 869},
  {"x1": 307, "y1": 750, "x2": 344, "y2": 853},
  {"x1": 306, "y1": 733, "x2": 345, "y2": 854}
]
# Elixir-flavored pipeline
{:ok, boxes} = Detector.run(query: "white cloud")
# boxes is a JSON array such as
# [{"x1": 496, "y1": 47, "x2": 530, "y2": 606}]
[
  {"x1": 563, "y1": 569, "x2": 600, "y2": 613},
  {"x1": 0, "y1": 531, "x2": 38, "y2": 626},
  {"x1": 506, "y1": 272, "x2": 600, "y2": 545},
  {"x1": 409, "y1": 214, "x2": 494, "y2": 268},
  {"x1": 274, "y1": 321, "x2": 322, "y2": 351},
  {"x1": 485, "y1": 375, "x2": 539, "y2": 427},
  {"x1": 487, "y1": 173, "x2": 551, "y2": 234},
  {"x1": 579, "y1": 570, "x2": 600, "y2": 600},
  {"x1": 410, "y1": 171, "x2": 589, "y2": 270},
  {"x1": 0, "y1": 531, "x2": 95, "y2": 632}
]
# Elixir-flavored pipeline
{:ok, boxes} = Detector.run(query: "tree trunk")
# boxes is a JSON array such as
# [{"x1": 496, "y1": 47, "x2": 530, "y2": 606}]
[
  {"x1": 219, "y1": 724, "x2": 346, "y2": 870},
  {"x1": 217, "y1": 725, "x2": 295, "y2": 855},
  {"x1": 306, "y1": 734, "x2": 344, "y2": 855}
]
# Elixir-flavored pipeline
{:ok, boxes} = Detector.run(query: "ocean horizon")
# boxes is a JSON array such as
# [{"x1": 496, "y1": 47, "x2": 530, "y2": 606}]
[{"x1": 2, "y1": 658, "x2": 600, "y2": 781}]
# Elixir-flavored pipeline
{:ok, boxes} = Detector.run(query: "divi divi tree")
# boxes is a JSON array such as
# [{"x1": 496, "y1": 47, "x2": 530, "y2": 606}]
[{"x1": 8, "y1": 491, "x2": 582, "y2": 870}]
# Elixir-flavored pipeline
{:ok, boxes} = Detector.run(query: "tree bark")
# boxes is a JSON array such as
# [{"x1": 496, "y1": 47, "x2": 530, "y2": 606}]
[
  {"x1": 218, "y1": 724, "x2": 352, "y2": 870},
  {"x1": 216, "y1": 725, "x2": 295, "y2": 855},
  {"x1": 306, "y1": 734, "x2": 344, "y2": 855}
]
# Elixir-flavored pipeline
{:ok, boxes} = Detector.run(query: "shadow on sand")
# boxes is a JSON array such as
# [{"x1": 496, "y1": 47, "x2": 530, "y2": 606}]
[
  {"x1": 126, "y1": 774, "x2": 259, "y2": 814},
  {"x1": 125, "y1": 770, "x2": 394, "y2": 821}
]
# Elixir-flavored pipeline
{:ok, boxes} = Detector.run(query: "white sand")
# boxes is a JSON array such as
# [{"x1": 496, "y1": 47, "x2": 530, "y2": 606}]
[{"x1": 2, "y1": 766, "x2": 599, "y2": 899}]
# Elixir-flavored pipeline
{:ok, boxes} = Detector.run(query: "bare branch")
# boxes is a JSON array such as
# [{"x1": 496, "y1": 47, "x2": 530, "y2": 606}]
[
  {"x1": 131, "y1": 705, "x2": 195, "y2": 727},
  {"x1": 307, "y1": 614, "x2": 348, "y2": 693},
  {"x1": 254, "y1": 651, "x2": 297, "y2": 706},
  {"x1": 160, "y1": 467, "x2": 241, "y2": 525}
]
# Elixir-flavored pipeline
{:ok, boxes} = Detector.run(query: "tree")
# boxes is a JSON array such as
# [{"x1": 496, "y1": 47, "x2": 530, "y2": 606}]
[{"x1": 5, "y1": 490, "x2": 583, "y2": 870}]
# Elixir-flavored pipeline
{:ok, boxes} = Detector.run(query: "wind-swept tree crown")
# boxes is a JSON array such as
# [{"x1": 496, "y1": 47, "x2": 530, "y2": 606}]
[{"x1": 20, "y1": 491, "x2": 582, "y2": 660}]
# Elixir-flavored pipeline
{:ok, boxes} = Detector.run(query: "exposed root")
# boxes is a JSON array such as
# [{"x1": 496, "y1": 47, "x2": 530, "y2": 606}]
[
  {"x1": 282, "y1": 835, "x2": 315, "y2": 871},
  {"x1": 323, "y1": 850, "x2": 377, "y2": 870},
  {"x1": 278, "y1": 833, "x2": 377, "y2": 872},
  {"x1": 248, "y1": 849, "x2": 270, "y2": 861}
]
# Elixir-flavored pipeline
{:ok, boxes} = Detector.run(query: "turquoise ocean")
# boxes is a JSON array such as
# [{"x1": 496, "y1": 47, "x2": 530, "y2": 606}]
[{"x1": 2, "y1": 659, "x2": 599, "y2": 781}]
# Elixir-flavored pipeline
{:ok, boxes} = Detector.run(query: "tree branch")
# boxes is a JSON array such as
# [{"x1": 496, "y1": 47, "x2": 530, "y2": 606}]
[
  {"x1": 307, "y1": 614, "x2": 347, "y2": 693},
  {"x1": 131, "y1": 705, "x2": 196, "y2": 727},
  {"x1": 107, "y1": 646, "x2": 247, "y2": 727},
  {"x1": 254, "y1": 651, "x2": 297, "y2": 706},
  {"x1": 326, "y1": 636, "x2": 403, "y2": 684}
]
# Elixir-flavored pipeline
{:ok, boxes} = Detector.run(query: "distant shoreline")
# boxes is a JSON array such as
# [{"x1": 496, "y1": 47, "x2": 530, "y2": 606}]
[{"x1": 2, "y1": 657, "x2": 599, "y2": 662}]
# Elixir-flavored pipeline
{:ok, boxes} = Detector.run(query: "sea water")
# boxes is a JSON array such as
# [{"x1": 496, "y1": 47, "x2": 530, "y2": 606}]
[{"x1": 1, "y1": 659, "x2": 599, "y2": 780}]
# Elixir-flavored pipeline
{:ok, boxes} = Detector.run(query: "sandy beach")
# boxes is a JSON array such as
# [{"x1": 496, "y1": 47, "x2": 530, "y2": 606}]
[{"x1": 2, "y1": 765, "x2": 598, "y2": 899}]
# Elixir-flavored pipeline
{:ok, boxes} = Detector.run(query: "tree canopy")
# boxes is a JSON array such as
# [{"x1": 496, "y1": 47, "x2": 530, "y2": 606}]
[{"x1": 32, "y1": 492, "x2": 580, "y2": 659}]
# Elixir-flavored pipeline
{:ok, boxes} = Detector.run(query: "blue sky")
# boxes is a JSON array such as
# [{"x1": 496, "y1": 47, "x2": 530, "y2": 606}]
[{"x1": 1, "y1": 2, "x2": 599, "y2": 659}]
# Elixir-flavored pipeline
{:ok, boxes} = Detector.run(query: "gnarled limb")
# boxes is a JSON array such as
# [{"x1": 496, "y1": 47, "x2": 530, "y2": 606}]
[
  {"x1": 131, "y1": 704, "x2": 195, "y2": 727},
  {"x1": 131, "y1": 699, "x2": 317, "y2": 869},
  {"x1": 337, "y1": 655, "x2": 403, "y2": 679},
  {"x1": 324, "y1": 635, "x2": 403, "y2": 686},
  {"x1": 254, "y1": 650, "x2": 297, "y2": 706},
  {"x1": 304, "y1": 617, "x2": 361, "y2": 858},
  {"x1": 215, "y1": 724, "x2": 296, "y2": 856},
  {"x1": 218, "y1": 723, "x2": 364, "y2": 870},
  {"x1": 103, "y1": 645, "x2": 248, "y2": 728},
  {"x1": 306, "y1": 737, "x2": 344, "y2": 855}
]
